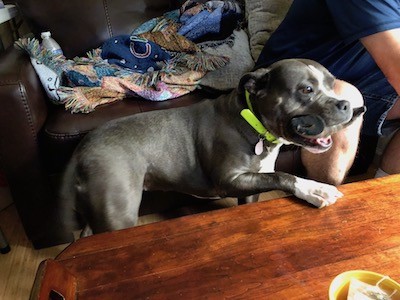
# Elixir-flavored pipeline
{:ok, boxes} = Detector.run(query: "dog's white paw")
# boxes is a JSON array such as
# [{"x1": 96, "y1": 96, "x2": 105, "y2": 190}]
[{"x1": 293, "y1": 177, "x2": 343, "y2": 208}]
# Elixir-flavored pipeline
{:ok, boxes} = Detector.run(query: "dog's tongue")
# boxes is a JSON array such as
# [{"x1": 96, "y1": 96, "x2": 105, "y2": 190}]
[
  {"x1": 306, "y1": 135, "x2": 333, "y2": 154},
  {"x1": 315, "y1": 136, "x2": 332, "y2": 147}
]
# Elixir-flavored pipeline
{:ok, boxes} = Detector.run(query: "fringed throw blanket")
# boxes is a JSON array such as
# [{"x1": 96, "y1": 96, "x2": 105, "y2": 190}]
[{"x1": 16, "y1": 0, "x2": 253, "y2": 113}]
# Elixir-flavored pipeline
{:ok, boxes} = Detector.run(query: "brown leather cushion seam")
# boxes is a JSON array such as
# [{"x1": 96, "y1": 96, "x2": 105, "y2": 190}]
[{"x1": 44, "y1": 131, "x2": 88, "y2": 141}]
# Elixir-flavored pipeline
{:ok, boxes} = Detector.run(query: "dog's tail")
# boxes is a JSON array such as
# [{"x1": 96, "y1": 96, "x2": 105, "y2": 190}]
[{"x1": 58, "y1": 155, "x2": 81, "y2": 239}]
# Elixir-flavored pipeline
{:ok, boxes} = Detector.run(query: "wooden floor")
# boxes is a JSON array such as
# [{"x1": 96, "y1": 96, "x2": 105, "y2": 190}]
[
  {"x1": 0, "y1": 204, "x2": 67, "y2": 300},
  {"x1": 0, "y1": 189, "x2": 292, "y2": 300}
]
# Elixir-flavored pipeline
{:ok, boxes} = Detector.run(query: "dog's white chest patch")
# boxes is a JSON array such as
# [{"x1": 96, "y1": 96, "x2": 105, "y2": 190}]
[{"x1": 258, "y1": 145, "x2": 281, "y2": 173}]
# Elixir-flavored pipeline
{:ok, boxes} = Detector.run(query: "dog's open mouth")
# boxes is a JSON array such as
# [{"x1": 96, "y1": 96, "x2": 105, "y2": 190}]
[
  {"x1": 290, "y1": 115, "x2": 333, "y2": 153},
  {"x1": 301, "y1": 135, "x2": 333, "y2": 153},
  {"x1": 291, "y1": 115, "x2": 325, "y2": 136}
]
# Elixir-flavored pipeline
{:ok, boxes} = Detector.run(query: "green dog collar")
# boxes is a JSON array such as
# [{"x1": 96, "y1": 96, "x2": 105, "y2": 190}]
[{"x1": 240, "y1": 90, "x2": 278, "y2": 144}]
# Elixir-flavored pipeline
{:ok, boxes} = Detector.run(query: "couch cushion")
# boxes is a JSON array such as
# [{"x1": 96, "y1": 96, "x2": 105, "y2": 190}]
[
  {"x1": 200, "y1": 29, "x2": 255, "y2": 91},
  {"x1": 245, "y1": 0, "x2": 292, "y2": 61}
]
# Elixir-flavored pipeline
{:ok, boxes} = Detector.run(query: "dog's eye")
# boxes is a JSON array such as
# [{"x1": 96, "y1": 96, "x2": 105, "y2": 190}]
[{"x1": 301, "y1": 86, "x2": 314, "y2": 94}]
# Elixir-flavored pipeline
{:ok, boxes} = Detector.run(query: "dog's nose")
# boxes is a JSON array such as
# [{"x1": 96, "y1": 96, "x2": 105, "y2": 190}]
[
  {"x1": 336, "y1": 100, "x2": 349, "y2": 112},
  {"x1": 291, "y1": 115, "x2": 325, "y2": 136}
]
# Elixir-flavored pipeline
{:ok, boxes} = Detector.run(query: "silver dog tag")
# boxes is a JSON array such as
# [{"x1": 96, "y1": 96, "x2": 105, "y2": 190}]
[{"x1": 255, "y1": 138, "x2": 264, "y2": 155}]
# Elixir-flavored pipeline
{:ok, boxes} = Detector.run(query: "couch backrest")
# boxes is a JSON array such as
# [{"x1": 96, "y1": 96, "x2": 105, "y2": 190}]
[
  {"x1": 15, "y1": 0, "x2": 182, "y2": 58},
  {"x1": 244, "y1": 0, "x2": 292, "y2": 60}
]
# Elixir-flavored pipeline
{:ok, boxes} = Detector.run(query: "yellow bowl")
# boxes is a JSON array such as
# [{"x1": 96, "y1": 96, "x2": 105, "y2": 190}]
[{"x1": 329, "y1": 270, "x2": 400, "y2": 300}]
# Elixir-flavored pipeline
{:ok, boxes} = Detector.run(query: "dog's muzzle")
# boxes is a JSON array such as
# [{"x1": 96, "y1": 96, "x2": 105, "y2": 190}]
[
  {"x1": 289, "y1": 114, "x2": 333, "y2": 153},
  {"x1": 290, "y1": 115, "x2": 325, "y2": 136}
]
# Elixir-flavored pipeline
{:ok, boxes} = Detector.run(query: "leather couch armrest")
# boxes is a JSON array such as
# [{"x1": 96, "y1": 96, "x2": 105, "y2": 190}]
[
  {"x1": 0, "y1": 46, "x2": 48, "y2": 135},
  {"x1": 0, "y1": 46, "x2": 72, "y2": 248},
  {"x1": 0, "y1": 45, "x2": 48, "y2": 181}
]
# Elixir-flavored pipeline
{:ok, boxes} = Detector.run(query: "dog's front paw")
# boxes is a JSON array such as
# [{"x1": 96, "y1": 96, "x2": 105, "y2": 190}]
[{"x1": 293, "y1": 178, "x2": 343, "y2": 208}]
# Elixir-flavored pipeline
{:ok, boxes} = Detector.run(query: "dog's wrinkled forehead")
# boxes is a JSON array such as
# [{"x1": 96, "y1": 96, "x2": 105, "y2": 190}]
[
  {"x1": 271, "y1": 59, "x2": 335, "y2": 90},
  {"x1": 240, "y1": 59, "x2": 335, "y2": 95}
]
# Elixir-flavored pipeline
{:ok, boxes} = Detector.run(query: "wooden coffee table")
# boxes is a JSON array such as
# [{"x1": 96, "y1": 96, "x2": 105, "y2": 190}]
[{"x1": 31, "y1": 176, "x2": 400, "y2": 299}]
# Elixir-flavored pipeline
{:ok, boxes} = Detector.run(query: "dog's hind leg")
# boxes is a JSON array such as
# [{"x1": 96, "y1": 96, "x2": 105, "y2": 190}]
[
  {"x1": 77, "y1": 163, "x2": 144, "y2": 235},
  {"x1": 81, "y1": 180, "x2": 143, "y2": 235}
]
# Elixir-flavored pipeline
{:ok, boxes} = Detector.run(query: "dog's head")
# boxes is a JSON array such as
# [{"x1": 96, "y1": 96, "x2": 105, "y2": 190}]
[{"x1": 239, "y1": 59, "x2": 366, "y2": 153}]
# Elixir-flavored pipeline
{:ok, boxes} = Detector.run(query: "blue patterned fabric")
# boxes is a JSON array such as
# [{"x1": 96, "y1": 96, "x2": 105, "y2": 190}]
[
  {"x1": 178, "y1": 0, "x2": 242, "y2": 42},
  {"x1": 101, "y1": 35, "x2": 171, "y2": 73}
]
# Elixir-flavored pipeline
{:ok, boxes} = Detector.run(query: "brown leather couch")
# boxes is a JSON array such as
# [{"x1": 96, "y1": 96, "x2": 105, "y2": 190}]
[{"x1": 0, "y1": 0, "x2": 315, "y2": 249}]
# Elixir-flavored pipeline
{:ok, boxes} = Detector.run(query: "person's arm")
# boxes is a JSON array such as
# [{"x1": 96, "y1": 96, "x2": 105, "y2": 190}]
[{"x1": 360, "y1": 28, "x2": 400, "y2": 96}]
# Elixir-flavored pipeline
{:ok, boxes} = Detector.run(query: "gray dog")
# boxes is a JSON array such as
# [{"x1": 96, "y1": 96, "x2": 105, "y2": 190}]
[{"x1": 60, "y1": 58, "x2": 365, "y2": 236}]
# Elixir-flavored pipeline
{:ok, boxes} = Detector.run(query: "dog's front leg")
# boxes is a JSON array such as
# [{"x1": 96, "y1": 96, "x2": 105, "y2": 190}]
[
  {"x1": 290, "y1": 176, "x2": 343, "y2": 208},
  {"x1": 238, "y1": 194, "x2": 259, "y2": 205},
  {"x1": 226, "y1": 172, "x2": 343, "y2": 208}
]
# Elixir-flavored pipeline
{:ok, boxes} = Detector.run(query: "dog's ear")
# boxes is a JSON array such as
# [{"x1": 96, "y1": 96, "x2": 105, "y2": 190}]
[{"x1": 238, "y1": 68, "x2": 270, "y2": 97}]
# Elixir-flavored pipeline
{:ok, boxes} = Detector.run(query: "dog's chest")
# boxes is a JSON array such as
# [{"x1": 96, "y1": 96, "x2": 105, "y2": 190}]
[{"x1": 258, "y1": 145, "x2": 281, "y2": 173}]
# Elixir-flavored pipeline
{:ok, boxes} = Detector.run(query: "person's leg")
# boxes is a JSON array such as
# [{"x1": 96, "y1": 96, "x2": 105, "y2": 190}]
[
  {"x1": 301, "y1": 80, "x2": 364, "y2": 186},
  {"x1": 376, "y1": 99, "x2": 400, "y2": 176}
]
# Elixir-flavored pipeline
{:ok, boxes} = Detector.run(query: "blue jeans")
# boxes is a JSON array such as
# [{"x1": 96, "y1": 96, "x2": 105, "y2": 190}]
[{"x1": 355, "y1": 72, "x2": 399, "y2": 136}]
